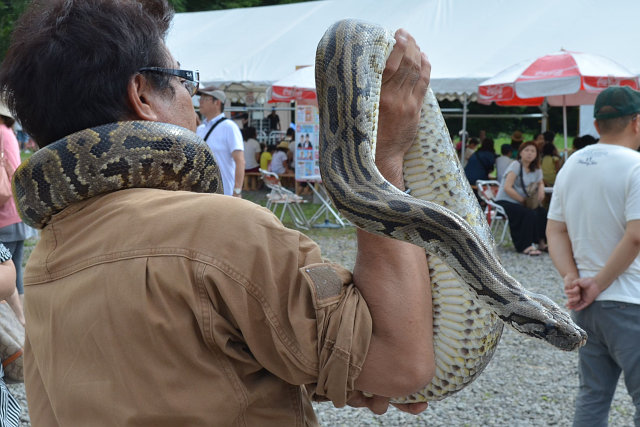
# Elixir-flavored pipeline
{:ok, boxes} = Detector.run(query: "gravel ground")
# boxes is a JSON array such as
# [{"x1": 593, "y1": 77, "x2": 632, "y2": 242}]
[
  {"x1": 6, "y1": 230, "x2": 636, "y2": 426},
  {"x1": 310, "y1": 231, "x2": 635, "y2": 427}
]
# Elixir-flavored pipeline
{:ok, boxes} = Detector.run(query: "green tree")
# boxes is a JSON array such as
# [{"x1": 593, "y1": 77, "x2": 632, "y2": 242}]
[
  {"x1": 0, "y1": 0, "x2": 30, "y2": 60},
  {"x1": 182, "y1": 0, "x2": 310, "y2": 11},
  {"x1": 0, "y1": 0, "x2": 314, "y2": 60}
]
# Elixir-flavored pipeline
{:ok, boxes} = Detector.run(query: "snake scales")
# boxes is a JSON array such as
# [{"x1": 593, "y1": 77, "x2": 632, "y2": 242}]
[{"x1": 315, "y1": 19, "x2": 587, "y2": 402}]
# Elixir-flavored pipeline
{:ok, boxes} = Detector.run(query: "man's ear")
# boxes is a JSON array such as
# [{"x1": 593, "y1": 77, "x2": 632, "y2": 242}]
[{"x1": 127, "y1": 74, "x2": 160, "y2": 121}]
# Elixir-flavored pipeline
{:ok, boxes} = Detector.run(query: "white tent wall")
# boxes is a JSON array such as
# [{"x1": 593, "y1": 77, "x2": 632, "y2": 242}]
[{"x1": 167, "y1": 0, "x2": 640, "y2": 103}]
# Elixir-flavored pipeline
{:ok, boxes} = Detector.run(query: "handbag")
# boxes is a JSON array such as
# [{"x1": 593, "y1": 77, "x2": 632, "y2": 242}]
[
  {"x1": 519, "y1": 161, "x2": 541, "y2": 209},
  {"x1": 0, "y1": 302, "x2": 24, "y2": 383},
  {"x1": 0, "y1": 133, "x2": 14, "y2": 206}
]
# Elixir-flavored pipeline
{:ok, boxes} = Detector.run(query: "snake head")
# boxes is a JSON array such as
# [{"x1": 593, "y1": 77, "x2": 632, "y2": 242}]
[{"x1": 506, "y1": 292, "x2": 588, "y2": 351}]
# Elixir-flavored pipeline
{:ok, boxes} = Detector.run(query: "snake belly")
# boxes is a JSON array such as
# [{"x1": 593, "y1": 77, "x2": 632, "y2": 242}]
[{"x1": 315, "y1": 19, "x2": 587, "y2": 403}]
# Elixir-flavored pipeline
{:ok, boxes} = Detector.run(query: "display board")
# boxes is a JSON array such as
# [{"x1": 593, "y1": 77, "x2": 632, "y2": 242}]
[{"x1": 294, "y1": 105, "x2": 320, "y2": 181}]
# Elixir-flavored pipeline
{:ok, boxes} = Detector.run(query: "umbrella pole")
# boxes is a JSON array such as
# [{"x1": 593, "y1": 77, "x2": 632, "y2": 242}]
[
  {"x1": 540, "y1": 99, "x2": 549, "y2": 132},
  {"x1": 562, "y1": 95, "x2": 568, "y2": 160},
  {"x1": 461, "y1": 94, "x2": 469, "y2": 167}
]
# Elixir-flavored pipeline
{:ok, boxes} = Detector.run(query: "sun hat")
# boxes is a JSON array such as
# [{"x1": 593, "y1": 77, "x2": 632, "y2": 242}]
[
  {"x1": 197, "y1": 86, "x2": 226, "y2": 103},
  {"x1": 0, "y1": 99, "x2": 12, "y2": 119},
  {"x1": 594, "y1": 86, "x2": 640, "y2": 120},
  {"x1": 276, "y1": 141, "x2": 289, "y2": 149},
  {"x1": 511, "y1": 130, "x2": 523, "y2": 142}
]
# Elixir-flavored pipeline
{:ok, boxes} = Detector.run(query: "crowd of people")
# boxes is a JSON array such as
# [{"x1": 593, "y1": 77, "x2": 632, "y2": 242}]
[
  {"x1": 0, "y1": 0, "x2": 434, "y2": 424},
  {"x1": 0, "y1": 1, "x2": 638, "y2": 425},
  {"x1": 460, "y1": 128, "x2": 599, "y2": 256}
]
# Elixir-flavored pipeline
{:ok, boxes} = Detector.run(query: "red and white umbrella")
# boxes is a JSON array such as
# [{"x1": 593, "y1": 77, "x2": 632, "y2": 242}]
[
  {"x1": 478, "y1": 50, "x2": 639, "y2": 152},
  {"x1": 268, "y1": 65, "x2": 316, "y2": 103}
]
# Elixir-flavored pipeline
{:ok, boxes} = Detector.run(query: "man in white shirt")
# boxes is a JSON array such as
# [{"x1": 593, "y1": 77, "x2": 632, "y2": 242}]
[
  {"x1": 196, "y1": 87, "x2": 244, "y2": 197},
  {"x1": 547, "y1": 86, "x2": 640, "y2": 426}
]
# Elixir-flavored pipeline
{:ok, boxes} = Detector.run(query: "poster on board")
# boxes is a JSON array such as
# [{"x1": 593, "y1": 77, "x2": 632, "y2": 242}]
[{"x1": 294, "y1": 105, "x2": 320, "y2": 182}]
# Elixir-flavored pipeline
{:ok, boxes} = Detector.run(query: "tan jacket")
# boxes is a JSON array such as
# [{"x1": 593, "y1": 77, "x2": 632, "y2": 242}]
[{"x1": 23, "y1": 188, "x2": 372, "y2": 426}]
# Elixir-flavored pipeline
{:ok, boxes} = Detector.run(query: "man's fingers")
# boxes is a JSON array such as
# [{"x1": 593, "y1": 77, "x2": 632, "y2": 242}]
[
  {"x1": 347, "y1": 392, "x2": 391, "y2": 414},
  {"x1": 383, "y1": 29, "x2": 421, "y2": 91},
  {"x1": 382, "y1": 29, "x2": 409, "y2": 85},
  {"x1": 363, "y1": 395, "x2": 390, "y2": 415},
  {"x1": 392, "y1": 401, "x2": 429, "y2": 414},
  {"x1": 413, "y1": 52, "x2": 431, "y2": 97}
]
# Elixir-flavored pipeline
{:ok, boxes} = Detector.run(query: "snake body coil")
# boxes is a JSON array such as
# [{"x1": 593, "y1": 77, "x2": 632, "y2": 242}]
[{"x1": 315, "y1": 19, "x2": 587, "y2": 402}]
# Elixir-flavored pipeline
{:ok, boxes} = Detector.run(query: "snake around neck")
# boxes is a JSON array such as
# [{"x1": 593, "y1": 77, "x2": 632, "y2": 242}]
[
  {"x1": 13, "y1": 121, "x2": 221, "y2": 229},
  {"x1": 315, "y1": 19, "x2": 587, "y2": 402}
]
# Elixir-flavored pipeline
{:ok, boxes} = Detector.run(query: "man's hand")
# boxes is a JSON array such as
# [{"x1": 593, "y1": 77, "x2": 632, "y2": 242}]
[
  {"x1": 375, "y1": 29, "x2": 430, "y2": 189},
  {"x1": 565, "y1": 276, "x2": 602, "y2": 311},
  {"x1": 347, "y1": 391, "x2": 429, "y2": 415}
]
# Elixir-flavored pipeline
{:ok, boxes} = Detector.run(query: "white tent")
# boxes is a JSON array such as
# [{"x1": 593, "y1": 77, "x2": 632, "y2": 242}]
[{"x1": 167, "y1": 0, "x2": 640, "y2": 104}]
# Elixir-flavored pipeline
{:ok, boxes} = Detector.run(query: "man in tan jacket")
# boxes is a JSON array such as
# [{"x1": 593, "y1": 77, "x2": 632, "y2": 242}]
[{"x1": 0, "y1": 0, "x2": 434, "y2": 425}]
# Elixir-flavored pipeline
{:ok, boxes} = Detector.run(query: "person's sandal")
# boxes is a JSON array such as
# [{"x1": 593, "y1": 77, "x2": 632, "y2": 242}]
[{"x1": 523, "y1": 245, "x2": 542, "y2": 256}]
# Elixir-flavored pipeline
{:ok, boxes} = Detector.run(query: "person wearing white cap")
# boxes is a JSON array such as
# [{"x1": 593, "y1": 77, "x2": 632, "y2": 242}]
[
  {"x1": 196, "y1": 86, "x2": 245, "y2": 197},
  {"x1": 0, "y1": 0, "x2": 434, "y2": 423}
]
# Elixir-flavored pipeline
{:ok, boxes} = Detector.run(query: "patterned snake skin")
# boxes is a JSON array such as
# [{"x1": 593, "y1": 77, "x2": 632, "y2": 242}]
[
  {"x1": 13, "y1": 121, "x2": 222, "y2": 229},
  {"x1": 315, "y1": 19, "x2": 588, "y2": 402}
]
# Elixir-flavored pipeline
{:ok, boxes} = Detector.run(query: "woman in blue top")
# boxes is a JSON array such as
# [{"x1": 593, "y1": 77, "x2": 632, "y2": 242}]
[
  {"x1": 495, "y1": 141, "x2": 547, "y2": 255},
  {"x1": 464, "y1": 138, "x2": 497, "y2": 185}
]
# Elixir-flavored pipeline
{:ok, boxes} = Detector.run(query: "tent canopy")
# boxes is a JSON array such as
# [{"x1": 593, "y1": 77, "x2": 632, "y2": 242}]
[{"x1": 167, "y1": 0, "x2": 640, "y2": 103}]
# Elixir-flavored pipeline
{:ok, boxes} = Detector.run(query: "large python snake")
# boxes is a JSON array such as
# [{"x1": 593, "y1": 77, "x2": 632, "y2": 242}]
[
  {"x1": 13, "y1": 121, "x2": 222, "y2": 229},
  {"x1": 315, "y1": 19, "x2": 587, "y2": 402}
]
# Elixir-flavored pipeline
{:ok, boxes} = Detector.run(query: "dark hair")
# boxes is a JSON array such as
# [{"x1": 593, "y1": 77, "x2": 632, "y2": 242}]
[
  {"x1": 500, "y1": 143, "x2": 513, "y2": 155},
  {"x1": 478, "y1": 138, "x2": 495, "y2": 153},
  {"x1": 572, "y1": 136, "x2": 584, "y2": 150},
  {"x1": 467, "y1": 137, "x2": 479, "y2": 146},
  {"x1": 596, "y1": 112, "x2": 636, "y2": 135},
  {"x1": 581, "y1": 134, "x2": 598, "y2": 146},
  {"x1": 542, "y1": 141, "x2": 557, "y2": 157},
  {"x1": 0, "y1": 0, "x2": 175, "y2": 147},
  {"x1": 517, "y1": 140, "x2": 541, "y2": 171},
  {"x1": 286, "y1": 127, "x2": 295, "y2": 138},
  {"x1": 244, "y1": 126, "x2": 257, "y2": 140},
  {"x1": 0, "y1": 115, "x2": 15, "y2": 128},
  {"x1": 543, "y1": 131, "x2": 555, "y2": 144}
]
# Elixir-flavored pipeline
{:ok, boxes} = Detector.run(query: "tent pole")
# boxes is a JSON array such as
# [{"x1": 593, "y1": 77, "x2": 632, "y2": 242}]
[
  {"x1": 562, "y1": 95, "x2": 568, "y2": 160},
  {"x1": 460, "y1": 93, "x2": 469, "y2": 167},
  {"x1": 540, "y1": 99, "x2": 549, "y2": 132}
]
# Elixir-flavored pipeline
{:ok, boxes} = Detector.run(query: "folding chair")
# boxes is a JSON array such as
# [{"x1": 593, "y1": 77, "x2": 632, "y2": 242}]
[
  {"x1": 476, "y1": 180, "x2": 510, "y2": 245},
  {"x1": 259, "y1": 169, "x2": 310, "y2": 229}
]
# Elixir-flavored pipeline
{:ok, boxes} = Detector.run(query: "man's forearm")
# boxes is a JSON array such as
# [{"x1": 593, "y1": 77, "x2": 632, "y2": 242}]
[
  {"x1": 547, "y1": 220, "x2": 578, "y2": 279},
  {"x1": 594, "y1": 221, "x2": 640, "y2": 290},
  {"x1": 353, "y1": 158, "x2": 433, "y2": 397},
  {"x1": 233, "y1": 151, "x2": 245, "y2": 191},
  {"x1": 353, "y1": 227, "x2": 432, "y2": 397}
]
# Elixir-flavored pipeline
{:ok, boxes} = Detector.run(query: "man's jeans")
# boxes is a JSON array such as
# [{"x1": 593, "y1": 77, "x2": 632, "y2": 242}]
[{"x1": 572, "y1": 300, "x2": 640, "y2": 427}]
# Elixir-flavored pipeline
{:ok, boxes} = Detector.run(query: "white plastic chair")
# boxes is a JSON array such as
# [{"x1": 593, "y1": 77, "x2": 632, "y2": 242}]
[
  {"x1": 476, "y1": 180, "x2": 510, "y2": 245},
  {"x1": 259, "y1": 169, "x2": 310, "y2": 229}
]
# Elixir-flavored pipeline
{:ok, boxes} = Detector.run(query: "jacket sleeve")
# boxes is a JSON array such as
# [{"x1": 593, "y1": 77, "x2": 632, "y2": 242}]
[{"x1": 198, "y1": 219, "x2": 372, "y2": 408}]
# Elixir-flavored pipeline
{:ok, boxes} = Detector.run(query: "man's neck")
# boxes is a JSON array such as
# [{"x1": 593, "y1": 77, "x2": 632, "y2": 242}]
[{"x1": 205, "y1": 111, "x2": 223, "y2": 122}]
